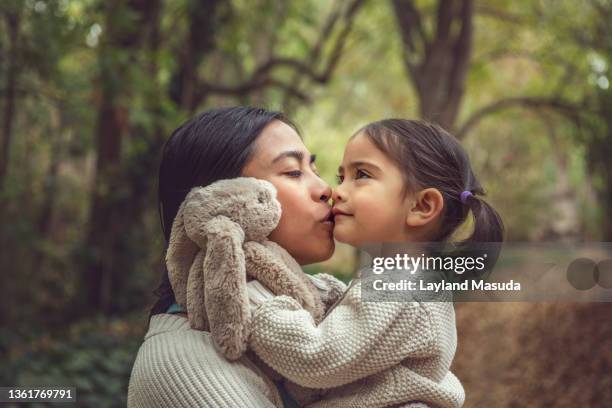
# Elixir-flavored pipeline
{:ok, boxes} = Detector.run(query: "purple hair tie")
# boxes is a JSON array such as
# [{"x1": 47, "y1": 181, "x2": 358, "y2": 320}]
[{"x1": 460, "y1": 190, "x2": 473, "y2": 204}]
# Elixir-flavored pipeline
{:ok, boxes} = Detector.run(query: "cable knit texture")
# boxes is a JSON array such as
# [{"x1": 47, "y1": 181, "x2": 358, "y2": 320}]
[
  {"x1": 127, "y1": 313, "x2": 281, "y2": 408},
  {"x1": 128, "y1": 277, "x2": 346, "y2": 408},
  {"x1": 249, "y1": 279, "x2": 465, "y2": 408}
]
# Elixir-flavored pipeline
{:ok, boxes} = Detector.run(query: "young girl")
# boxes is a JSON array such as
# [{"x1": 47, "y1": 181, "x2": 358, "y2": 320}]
[{"x1": 248, "y1": 119, "x2": 504, "y2": 407}]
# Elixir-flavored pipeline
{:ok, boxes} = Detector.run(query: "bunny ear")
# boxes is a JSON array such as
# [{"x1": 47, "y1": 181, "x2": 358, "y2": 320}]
[
  {"x1": 186, "y1": 250, "x2": 209, "y2": 331},
  {"x1": 202, "y1": 216, "x2": 250, "y2": 361},
  {"x1": 182, "y1": 187, "x2": 212, "y2": 248},
  {"x1": 166, "y1": 200, "x2": 200, "y2": 309}
]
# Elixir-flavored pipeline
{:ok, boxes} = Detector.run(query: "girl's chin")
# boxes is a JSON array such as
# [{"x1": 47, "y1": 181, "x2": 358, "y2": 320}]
[{"x1": 332, "y1": 227, "x2": 359, "y2": 246}]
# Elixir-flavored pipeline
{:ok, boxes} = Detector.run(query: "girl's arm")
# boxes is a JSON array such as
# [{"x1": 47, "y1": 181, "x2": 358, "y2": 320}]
[
  {"x1": 248, "y1": 280, "x2": 436, "y2": 389},
  {"x1": 305, "y1": 273, "x2": 347, "y2": 310}
]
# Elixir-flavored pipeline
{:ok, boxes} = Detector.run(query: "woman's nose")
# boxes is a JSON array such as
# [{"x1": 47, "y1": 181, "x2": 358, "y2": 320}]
[{"x1": 313, "y1": 179, "x2": 332, "y2": 203}]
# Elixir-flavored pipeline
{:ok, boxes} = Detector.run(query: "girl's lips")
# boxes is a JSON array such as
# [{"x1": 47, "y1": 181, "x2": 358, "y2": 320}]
[{"x1": 331, "y1": 207, "x2": 352, "y2": 217}]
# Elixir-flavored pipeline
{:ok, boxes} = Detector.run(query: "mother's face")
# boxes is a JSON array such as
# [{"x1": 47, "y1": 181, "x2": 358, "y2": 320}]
[{"x1": 242, "y1": 120, "x2": 334, "y2": 265}]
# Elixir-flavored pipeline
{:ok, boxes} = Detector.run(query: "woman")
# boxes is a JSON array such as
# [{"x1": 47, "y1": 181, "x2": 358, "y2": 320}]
[{"x1": 128, "y1": 106, "x2": 334, "y2": 407}]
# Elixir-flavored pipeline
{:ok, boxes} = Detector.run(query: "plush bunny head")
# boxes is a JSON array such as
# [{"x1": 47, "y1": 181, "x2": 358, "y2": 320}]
[
  {"x1": 166, "y1": 176, "x2": 328, "y2": 361},
  {"x1": 183, "y1": 177, "x2": 281, "y2": 245}
]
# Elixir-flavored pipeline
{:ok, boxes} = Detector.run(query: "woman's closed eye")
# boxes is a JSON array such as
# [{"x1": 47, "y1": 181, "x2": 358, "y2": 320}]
[
  {"x1": 284, "y1": 170, "x2": 303, "y2": 178},
  {"x1": 336, "y1": 174, "x2": 344, "y2": 184}
]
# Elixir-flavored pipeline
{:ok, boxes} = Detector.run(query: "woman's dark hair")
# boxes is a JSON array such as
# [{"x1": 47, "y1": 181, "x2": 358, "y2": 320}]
[
  {"x1": 150, "y1": 106, "x2": 297, "y2": 317},
  {"x1": 358, "y1": 119, "x2": 504, "y2": 273}
]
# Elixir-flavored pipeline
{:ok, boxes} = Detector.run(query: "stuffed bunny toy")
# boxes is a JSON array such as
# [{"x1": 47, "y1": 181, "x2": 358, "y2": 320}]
[{"x1": 166, "y1": 177, "x2": 342, "y2": 361}]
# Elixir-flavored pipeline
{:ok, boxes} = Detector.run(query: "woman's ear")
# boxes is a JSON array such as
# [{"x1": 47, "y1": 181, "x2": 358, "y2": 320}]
[{"x1": 405, "y1": 188, "x2": 444, "y2": 227}]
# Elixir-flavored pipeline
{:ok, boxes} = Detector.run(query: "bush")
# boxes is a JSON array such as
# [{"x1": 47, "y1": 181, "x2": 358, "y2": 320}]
[{"x1": 2, "y1": 315, "x2": 147, "y2": 408}]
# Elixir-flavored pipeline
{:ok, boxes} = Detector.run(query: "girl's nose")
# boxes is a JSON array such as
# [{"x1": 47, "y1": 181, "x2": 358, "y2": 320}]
[{"x1": 332, "y1": 187, "x2": 344, "y2": 203}]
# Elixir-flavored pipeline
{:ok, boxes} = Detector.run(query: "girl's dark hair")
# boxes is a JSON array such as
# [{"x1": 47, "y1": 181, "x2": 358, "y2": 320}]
[
  {"x1": 150, "y1": 106, "x2": 297, "y2": 317},
  {"x1": 358, "y1": 119, "x2": 504, "y2": 247}
]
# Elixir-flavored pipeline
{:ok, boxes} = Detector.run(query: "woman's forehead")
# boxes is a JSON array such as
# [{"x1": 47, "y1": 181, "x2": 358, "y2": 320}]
[{"x1": 254, "y1": 121, "x2": 309, "y2": 161}]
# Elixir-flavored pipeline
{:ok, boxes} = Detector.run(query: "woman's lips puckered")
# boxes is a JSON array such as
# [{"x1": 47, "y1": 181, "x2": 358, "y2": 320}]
[{"x1": 320, "y1": 210, "x2": 335, "y2": 226}]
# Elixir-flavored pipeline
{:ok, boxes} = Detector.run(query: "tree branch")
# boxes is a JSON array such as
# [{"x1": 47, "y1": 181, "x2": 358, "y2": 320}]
[
  {"x1": 194, "y1": 0, "x2": 364, "y2": 106},
  {"x1": 392, "y1": 0, "x2": 427, "y2": 52},
  {"x1": 434, "y1": 0, "x2": 456, "y2": 43},
  {"x1": 392, "y1": 0, "x2": 429, "y2": 77},
  {"x1": 200, "y1": 76, "x2": 309, "y2": 101},
  {"x1": 318, "y1": 0, "x2": 364, "y2": 79},
  {"x1": 446, "y1": 0, "x2": 473, "y2": 115},
  {"x1": 456, "y1": 96, "x2": 596, "y2": 139},
  {"x1": 474, "y1": 4, "x2": 524, "y2": 24}
]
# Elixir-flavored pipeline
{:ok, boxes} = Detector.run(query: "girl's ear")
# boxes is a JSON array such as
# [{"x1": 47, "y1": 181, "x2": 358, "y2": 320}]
[{"x1": 405, "y1": 188, "x2": 444, "y2": 227}]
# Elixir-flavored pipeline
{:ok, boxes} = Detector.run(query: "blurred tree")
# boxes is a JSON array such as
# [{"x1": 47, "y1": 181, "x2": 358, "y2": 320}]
[
  {"x1": 391, "y1": 0, "x2": 473, "y2": 130},
  {"x1": 0, "y1": 1, "x2": 22, "y2": 196},
  {"x1": 168, "y1": 0, "x2": 230, "y2": 112},
  {"x1": 83, "y1": 0, "x2": 159, "y2": 315},
  {"x1": 580, "y1": 0, "x2": 612, "y2": 239}
]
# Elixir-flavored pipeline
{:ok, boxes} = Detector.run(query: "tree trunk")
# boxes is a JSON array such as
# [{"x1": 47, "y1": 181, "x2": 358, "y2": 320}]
[
  {"x1": 81, "y1": 0, "x2": 150, "y2": 316},
  {"x1": 32, "y1": 108, "x2": 63, "y2": 275},
  {"x1": 169, "y1": 0, "x2": 227, "y2": 113},
  {"x1": 587, "y1": 90, "x2": 612, "y2": 241},
  {"x1": 108, "y1": 0, "x2": 166, "y2": 311},
  {"x1": 392, "y1": 0, "x2": 474, "y2": 131},
  {"x1": 0, "y1": 9, "x2": 20, "y2": 195}
]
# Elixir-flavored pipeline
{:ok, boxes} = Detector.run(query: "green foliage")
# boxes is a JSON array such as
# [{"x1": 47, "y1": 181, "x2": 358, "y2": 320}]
[{"x1": 2, "y1": 316, "x2": 145, "y2": 408}]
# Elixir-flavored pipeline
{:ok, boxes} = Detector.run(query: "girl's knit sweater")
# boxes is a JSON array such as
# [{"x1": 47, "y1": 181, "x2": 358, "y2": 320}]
[{"x1": 248, "y1": 276, "x2": 465, "y2": 408}]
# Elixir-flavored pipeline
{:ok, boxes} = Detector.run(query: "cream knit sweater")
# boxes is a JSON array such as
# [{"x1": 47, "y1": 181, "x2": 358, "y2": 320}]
[
  {"x1": 249, "y1": 277, "x2": 465, "y2": 408},
  {"x1": 127, "y1": 310, "x2": 281, "y2": 407},
  {"x1": 127, "y1": 277, "x2": 336, "y2": 408},
  {"x1": 128, "y1": 275, "x2": 464, "y2": 407}
]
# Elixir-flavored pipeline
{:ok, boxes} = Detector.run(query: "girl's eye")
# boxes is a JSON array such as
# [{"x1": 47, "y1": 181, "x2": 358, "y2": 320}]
[
  {"x1": 336, "y1": 174, "x2": 344, "y2": 184},
  {"x1": 356, "y1": 169, "x2": 370, "y2": 179},
  {"x1": 285, "y1": 170, "x2": 302, "y2": 178}
]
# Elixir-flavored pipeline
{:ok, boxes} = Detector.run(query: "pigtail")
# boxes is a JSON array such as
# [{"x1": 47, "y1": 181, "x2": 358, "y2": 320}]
[
  {"x1": 452, "y1": 194, "x2": 505, "y2": 281},
  {"x1": 464, "y1": 194, "x2": 505, "y2": 243}
]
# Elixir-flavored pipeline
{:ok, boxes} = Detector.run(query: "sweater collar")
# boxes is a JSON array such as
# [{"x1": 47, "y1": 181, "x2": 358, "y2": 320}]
[{"x1": 145, "y1": 314, "x2": 192, "y2": 340}]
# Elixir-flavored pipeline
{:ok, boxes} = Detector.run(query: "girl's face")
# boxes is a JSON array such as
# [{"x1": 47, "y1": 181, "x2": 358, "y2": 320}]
[
  {"x1": 332, "y1": 132, "x2": 414, "y2": 247},
  {"x1": 242, "y1": 120, "x2": 335, "y2": 265}
]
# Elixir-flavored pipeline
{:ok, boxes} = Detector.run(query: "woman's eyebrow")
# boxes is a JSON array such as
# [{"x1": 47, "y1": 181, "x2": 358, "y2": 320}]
[{"x1": 271, "y1": 150, "x2": 304, "y2": 164}]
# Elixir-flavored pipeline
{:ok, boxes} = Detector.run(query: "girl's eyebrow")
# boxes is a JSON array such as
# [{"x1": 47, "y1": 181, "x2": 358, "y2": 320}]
[{"x1": 338, "y1": 160, "x2": 381, "y2": 173}]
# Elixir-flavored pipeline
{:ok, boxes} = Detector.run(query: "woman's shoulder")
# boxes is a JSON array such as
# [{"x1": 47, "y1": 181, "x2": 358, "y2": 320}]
[
  {"x1": 128, "y1": 314, "x2": 280, "y2": 407},
  {"x1": 144, "y1": 313, "x2": 200, "y2": 340},
  {"x1": 134, "y1": 314, "x2": 216, "y2": 370}
]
